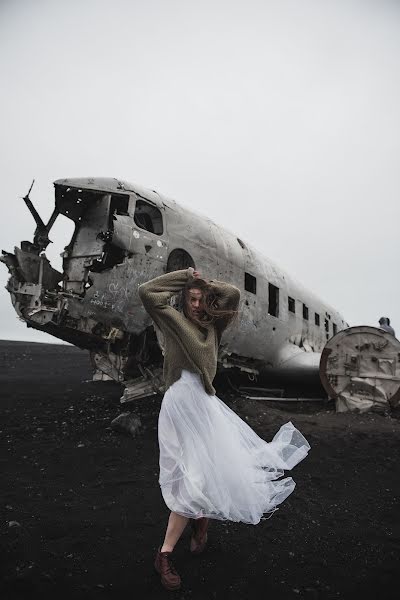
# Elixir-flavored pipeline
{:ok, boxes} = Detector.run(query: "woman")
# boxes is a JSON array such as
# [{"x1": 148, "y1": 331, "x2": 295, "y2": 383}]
[{"x1": 139, "y1": 267, "x2": 310, "y2": 591}]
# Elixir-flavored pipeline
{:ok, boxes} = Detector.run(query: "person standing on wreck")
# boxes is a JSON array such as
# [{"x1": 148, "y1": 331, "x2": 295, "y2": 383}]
[{"x1": 138, "y1": 267, "x2": 310, "y2": 591}]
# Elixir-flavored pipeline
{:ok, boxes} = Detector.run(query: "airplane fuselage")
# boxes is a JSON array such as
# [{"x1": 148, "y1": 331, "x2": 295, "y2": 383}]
[{"x1": 1, "y1": 177, "x2": 348, "y2": 388}]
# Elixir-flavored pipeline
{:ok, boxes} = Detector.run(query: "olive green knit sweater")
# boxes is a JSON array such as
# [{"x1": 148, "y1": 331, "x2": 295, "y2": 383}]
[{"x1": 138, "y1": 268, "x2": 240, "y2": 395}]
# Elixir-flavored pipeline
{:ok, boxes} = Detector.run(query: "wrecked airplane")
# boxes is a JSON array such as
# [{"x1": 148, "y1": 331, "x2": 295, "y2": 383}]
[{"x1": 2, "y1": 177, "x2": 400, "y2": 412}]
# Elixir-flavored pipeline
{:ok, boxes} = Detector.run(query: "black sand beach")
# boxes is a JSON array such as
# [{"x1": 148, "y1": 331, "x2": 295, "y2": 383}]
[{"x1": 1, "y1": 340, "x2": 399, "y2": 599}]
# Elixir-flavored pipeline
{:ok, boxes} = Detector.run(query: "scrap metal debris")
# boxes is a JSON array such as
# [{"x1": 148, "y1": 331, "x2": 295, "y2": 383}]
[{"x1": 319, "y1": 326, "x2": 400, "y2": 413}]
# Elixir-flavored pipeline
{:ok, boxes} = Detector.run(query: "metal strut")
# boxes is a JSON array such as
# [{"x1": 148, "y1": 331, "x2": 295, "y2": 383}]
[{"x1": 22, "y1": 180, "x2": 59, "y2": 252}]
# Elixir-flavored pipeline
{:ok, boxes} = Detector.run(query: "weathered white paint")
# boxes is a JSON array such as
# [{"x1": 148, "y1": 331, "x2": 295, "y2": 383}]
[{"x1": 2, "y1": 176, "x2": 348, "y2": 387}]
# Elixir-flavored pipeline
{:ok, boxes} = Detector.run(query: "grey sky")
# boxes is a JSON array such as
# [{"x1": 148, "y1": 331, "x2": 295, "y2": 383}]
[{"x1": 1, "y1": 0, "x2": 399, "y2": 343}]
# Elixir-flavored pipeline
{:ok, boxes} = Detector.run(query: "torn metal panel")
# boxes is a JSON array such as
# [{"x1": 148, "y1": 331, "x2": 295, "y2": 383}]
[
  {"x1": 220, "y1": 356, "x2": 260, "y2": 375},
  {"x1": 335, "y1": 378, "x2": 389, "y2": 413},
  {"x1": 61, "y1": 192, "x2": 111, "y2": 293},
  {"x1": 120, "y1": 366, "x2": 164, "y2": 403},
  {"x1": 14, "y1": 248, "x2": 62, "y2": 289},
  {"x1": 90, "y1": 351, "x2": 127, "y2": 383},
  {"x1": 112, "y1": 213, "x2": 168, "y2": 261},
  {"x1": 54, "y1": 177, "x2": 162, "y2": 205},
  {"x1": 320, "y1": 326, "x2": 400, "y2": 413},
  {"x1": 111, "y1": 215, "x2": 137, "y2": 251},
  {"x1": 77, "y1": 258, "x2": 163, "y2": 332},
  {"x1": 28, "y1": 306, "x2": 59, "y2": 326},
  {"x1": 0, "y1": 251, "x2": 21, "y2": 280},
  {"x1": 92, "y1": 370, "x2": 114, "y2": 382}
]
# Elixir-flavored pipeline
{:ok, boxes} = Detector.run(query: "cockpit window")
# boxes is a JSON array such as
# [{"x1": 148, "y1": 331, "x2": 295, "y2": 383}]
[
  {"x1": 134, "y1": 200, "x2": 163, "y2": 235},
  {"x1": 110, "y1": 194, "x2": 129, "y2": 217}
]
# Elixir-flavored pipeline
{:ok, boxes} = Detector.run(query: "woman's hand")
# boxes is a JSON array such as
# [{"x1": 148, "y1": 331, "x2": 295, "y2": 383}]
[{"x1": 193, "y1": 270, "x2": 201, "y2": 279}]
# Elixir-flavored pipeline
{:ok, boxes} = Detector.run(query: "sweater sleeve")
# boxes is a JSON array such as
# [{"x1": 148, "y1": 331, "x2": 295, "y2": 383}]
[
  {"x1": 208, "y1": 279, "x2": 241, "y2": 336},
  {"x1": 208, "y1": 279, "x2": 241, "y2": 311},
  {"x1": 138, "y1": 268, "x2": 194, "y2": 327}
]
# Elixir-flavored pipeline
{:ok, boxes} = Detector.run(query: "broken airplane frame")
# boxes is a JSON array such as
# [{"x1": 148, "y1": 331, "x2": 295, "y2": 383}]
[{"x1": 2, "y1": 177, "x2": 400, "y2": 412}]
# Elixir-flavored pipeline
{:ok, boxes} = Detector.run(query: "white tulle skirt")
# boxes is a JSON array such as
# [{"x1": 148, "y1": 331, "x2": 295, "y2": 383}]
[{"x1": 158, "y1": 370, "x2": 310, "y2": 525}]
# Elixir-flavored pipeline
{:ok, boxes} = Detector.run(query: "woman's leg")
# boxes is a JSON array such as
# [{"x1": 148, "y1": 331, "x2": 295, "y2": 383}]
[{"x1": 160, "y1": 512, "x2": 189, "y2": 553}]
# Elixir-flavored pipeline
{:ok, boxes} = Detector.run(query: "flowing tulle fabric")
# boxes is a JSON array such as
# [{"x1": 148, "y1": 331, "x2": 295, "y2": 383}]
[{"x1": 158, "y1": 370, "x2": 310, "y2": 525}]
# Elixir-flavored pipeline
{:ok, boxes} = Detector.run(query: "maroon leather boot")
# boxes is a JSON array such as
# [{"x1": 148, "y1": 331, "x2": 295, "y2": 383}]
[
  {"x1": 190, "y1": 517, "x2": 210, "y2": 555},
  {"x1": 154, "y1": 547, "x2": 181, "y2": 591}
]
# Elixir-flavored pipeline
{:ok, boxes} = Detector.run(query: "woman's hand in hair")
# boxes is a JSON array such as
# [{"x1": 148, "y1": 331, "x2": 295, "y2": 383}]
[{"x1": 193, "y1": 270, "x2": 201, "y2": 279}]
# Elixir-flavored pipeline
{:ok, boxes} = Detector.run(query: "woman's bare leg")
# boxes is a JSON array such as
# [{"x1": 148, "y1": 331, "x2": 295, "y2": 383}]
[{"x1": 160, "y1": 512, "x2": 189, "y2": 553}]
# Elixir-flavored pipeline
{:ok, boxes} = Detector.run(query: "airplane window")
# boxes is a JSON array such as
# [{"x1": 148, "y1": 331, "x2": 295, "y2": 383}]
[
  {"x1": 167, "y1": 249, "x2": 195, "y2": 272},
  {"x1": 333, "y1": 323, "x2": 337, "y2": 335},
  {"x1": 325, "y1": 318, "x2": 329, "y2": 333},
  {"x1": 288, "y1": 297, "x2": 295, "y2": 313},
  {"x1": 245, "y1": 273, "x2": 256, "y2": 294},
  {"x1": 134, "y1": 200, "x2": 163, "y2": 235},
  {"x1": 303, "y1": 304, "x2": 309, "y2": 320},
  {"x1": 315, "y1": 312, "x2": 320, "y2": 326},
  {"x1": 110, "y1": 194, "x2": 129, "y2": 217},
  {"x1": 268, "y1": 283, "x2": 279, "y2": 317}
]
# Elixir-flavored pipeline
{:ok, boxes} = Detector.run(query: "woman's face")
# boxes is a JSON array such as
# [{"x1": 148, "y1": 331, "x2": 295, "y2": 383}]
[{"x1": 186, "y1": 287, "x2": 205, "y2": 320}]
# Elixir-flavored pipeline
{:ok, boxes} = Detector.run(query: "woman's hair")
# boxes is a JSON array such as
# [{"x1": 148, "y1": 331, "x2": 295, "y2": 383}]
[{"x1": 179, "y1": 278, "x2": 238, "y2": 328}]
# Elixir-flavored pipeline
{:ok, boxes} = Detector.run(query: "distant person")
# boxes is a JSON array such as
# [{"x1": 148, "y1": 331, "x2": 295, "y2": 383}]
[
  {"x1": 378, "y1": 317, "x2": 396, "y2": 337},
  {"x1": 139, "y1": 267, "x2": 310, "y2": 591}
]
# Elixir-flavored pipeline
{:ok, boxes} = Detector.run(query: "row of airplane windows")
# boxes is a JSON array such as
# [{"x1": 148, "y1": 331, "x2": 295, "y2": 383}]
[
  {"x1": 123, "y1": 200, "x2": 344, "y2": 335},
  {"x1": 244, "y1": 272, "x2": 340, "y2": 334},
  {"x1": 128, "y1": 203, "x2": 343, "y2": 338},
  {"x1": 288, "y1": 295, "x2": 338, "y2": 335},
  {"x1": 126, "y1": 202, "x2": 345, "y2": 336}
]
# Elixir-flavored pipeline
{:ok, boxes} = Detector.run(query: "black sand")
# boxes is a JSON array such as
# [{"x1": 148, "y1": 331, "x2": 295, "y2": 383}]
[{"x1": 1, "y1": 341, "x2": 399, "y2": 599}]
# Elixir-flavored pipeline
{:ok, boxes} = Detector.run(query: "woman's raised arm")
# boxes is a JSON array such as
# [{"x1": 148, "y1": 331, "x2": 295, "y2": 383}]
[{"x1": 138, "y1": 268, "x2": 194, "y2": 320}]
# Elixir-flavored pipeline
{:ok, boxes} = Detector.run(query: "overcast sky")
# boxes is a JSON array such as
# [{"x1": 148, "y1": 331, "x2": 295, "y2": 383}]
[{"x1": 1, "y1": 0, "x2": 399, "y2": 343}]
